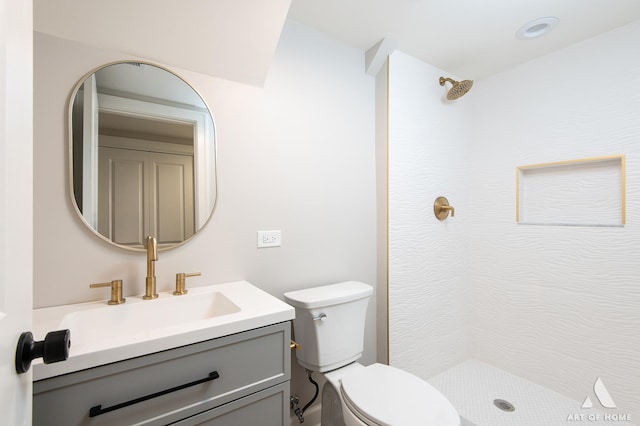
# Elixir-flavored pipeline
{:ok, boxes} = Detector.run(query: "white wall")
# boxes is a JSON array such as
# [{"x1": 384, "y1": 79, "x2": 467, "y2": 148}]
[
  {"x1": 33, "y1": 20, "x2": 377, "y2": 405},
  {"x1": 470, "y1": 21, "x2": 640, "y2": 419},
  {"x1": 387, "y1": 51, "x2": 472, "y2": 378}
]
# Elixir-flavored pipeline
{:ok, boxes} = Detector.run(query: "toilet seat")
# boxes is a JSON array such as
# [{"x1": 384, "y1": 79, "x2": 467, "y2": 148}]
[{"x1": 340, "y1": 363, "x2": 460, "y2": 426}]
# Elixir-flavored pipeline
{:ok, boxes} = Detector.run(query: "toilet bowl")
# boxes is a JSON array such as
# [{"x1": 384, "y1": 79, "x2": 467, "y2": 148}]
[
  {"x1": 323, "y1": 362, "x2": 460, "y2": 426},
  {"x1": 284, "y1": 281, "x2": 460, "y2": 426}
]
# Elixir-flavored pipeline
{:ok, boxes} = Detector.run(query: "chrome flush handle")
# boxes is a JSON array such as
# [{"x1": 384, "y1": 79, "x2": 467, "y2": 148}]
[{"x1": 312, "y1": 313, "x2": 327, "y2": 321}]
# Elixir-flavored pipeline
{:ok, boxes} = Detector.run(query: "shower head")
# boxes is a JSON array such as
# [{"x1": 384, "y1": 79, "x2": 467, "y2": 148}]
[{"x1": 439, "y1": 76, "x2": 473, "y2": 100}]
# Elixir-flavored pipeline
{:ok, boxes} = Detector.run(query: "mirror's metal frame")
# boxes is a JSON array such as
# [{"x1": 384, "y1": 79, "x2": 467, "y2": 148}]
[{"x1": 67, "y1": 60, "x2": 218, "y2": 252}]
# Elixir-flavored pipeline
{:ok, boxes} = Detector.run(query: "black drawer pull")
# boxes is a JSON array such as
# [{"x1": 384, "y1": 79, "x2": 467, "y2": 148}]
[{"x1": 89, "y1": 371, "x2": 220, "y2": 418}]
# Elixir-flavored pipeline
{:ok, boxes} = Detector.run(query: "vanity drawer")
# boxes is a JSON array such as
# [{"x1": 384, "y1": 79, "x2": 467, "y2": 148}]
[
  {"x1": 174, "y1": 382, "x2": 289, "y2": 426},
  {"x1": 33, "y1": 322, "x2": 290, "y2": 426}
]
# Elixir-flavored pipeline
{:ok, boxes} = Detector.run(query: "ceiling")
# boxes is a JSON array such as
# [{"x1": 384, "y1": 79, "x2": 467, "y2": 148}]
[
  {"x1": 287, "y1": 0, "x2": 640, "y2": 79},
  {"x1": 34, "y1": 0, "x2": 640, "y2": 85},
  {"x1": 33, "y1": 0, "x2": 291, "y2": 86}
]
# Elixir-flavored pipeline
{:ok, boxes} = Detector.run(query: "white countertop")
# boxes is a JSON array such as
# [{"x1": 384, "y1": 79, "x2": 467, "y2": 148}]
[{"x1": 33, "y1": 281, "x2": 294, "y2": 381}]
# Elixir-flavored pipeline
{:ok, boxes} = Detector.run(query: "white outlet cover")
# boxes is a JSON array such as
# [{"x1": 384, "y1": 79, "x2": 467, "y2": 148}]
[{"x1": 257, "y1": 230, "x2": 281, "y2": 248}]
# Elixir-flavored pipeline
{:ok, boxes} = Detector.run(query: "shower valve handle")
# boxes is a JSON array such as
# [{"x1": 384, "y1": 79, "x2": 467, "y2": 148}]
[
  {"x1": 442, "y1": 205, "x2": 455, "y2": 217},
  {"x1": 434, "y1": 196, "x2": 455, "y2": 220}
]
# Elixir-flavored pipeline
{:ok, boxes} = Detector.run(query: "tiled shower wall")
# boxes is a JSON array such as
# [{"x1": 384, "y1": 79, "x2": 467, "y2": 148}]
[
  {"x1": 388, "y1": 21, "x2": 640, "y2": 420},
  {"x1": 388, "y1": 51, "x2": 472, "y2": 378},
  {"x1": 468, "y1": 22, "x2": 640, "y2": 419}
]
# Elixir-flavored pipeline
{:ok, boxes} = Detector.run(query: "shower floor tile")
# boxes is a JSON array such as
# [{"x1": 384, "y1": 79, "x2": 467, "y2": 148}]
[{"x1": 428, "y1": 359, "x2": 635, "y2": 426}]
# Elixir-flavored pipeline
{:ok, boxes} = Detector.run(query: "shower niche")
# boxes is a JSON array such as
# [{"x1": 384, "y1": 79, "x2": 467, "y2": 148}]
[{"x1": 516, "y1": 155, "x2": 625, "y2": 227}]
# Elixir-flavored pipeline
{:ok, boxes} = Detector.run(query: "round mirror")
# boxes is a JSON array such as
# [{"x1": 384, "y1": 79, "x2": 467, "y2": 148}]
[{"x1": 69, "y1": 61, "x2": 217, "y2": 251}]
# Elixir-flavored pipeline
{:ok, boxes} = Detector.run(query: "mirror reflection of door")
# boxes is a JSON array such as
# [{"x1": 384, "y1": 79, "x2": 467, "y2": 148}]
[{"x1": 97, "y1": 114, "x2": 195, "y2": 248}]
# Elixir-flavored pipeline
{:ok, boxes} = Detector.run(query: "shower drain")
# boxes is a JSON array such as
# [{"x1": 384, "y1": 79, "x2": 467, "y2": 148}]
[{"x1": 493, "y1": 399, "x2": 515, "y2": 412}]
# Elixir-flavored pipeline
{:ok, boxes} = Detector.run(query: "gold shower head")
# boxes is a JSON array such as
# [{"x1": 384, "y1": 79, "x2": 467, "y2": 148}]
[{"x1": 439, "y1": 76, "x2": 473, "y2": 100}]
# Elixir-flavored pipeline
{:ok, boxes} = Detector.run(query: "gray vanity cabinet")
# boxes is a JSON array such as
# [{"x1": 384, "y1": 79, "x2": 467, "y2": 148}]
[{"x1": 33, "y1": 322, "x2": 291, "y2": 426}]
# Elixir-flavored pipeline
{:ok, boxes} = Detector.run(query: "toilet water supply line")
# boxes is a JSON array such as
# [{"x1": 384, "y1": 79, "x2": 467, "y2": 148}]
[{"x1": 291, "y1": 369, "x2": 319, "y2": 423}]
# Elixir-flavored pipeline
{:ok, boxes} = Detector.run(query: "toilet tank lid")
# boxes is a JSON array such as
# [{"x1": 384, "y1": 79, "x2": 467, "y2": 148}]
[{"x1": 283, "y1": 281, "x2": 373, "y2": 309}]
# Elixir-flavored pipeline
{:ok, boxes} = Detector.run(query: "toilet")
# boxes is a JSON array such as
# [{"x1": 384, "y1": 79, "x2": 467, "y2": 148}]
[{"x1": 284, "y1": 281, "x2": 460, "y2": 426}]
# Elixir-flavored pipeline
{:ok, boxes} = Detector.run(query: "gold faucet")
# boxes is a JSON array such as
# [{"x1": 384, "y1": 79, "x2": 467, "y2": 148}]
[{"x1": 143, "y1": 236, "x2": 159, "y2": 299}]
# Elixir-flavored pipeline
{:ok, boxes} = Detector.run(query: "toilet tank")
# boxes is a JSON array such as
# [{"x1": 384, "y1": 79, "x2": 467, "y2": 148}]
[{"x1": 283, "y1": 281, "x2": 373, "y2": 372}]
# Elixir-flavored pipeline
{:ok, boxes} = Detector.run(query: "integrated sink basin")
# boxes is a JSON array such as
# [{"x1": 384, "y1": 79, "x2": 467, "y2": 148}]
[
  {"x1": 32, "y1": 281, "x2": 294, "y2": 380},
  {"x1": 59, "y1": 291, "x2": 241, "y2": 348}
]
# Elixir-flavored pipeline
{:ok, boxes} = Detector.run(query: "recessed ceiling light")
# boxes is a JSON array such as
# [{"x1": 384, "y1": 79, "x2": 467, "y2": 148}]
[{"x1": 516, "y1": 17, "x2": 559, "y2": 40}]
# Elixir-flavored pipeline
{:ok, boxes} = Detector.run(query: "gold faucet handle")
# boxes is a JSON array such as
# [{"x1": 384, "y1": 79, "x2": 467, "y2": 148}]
[
  {"x1": 90, "y1": 280, "x2": 125, "y2": 305},
  {"x1": 174, "y1": 272, "x2": 201, "y2": 295}
]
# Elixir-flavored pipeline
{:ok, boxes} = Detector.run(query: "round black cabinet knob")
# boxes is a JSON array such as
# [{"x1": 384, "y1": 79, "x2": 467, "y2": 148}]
[{"x1": 15, "y1": 329, "x2": 71, "y2": 374}]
